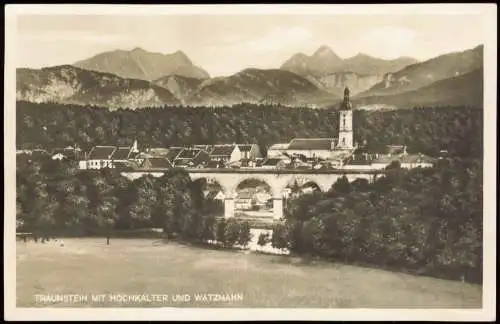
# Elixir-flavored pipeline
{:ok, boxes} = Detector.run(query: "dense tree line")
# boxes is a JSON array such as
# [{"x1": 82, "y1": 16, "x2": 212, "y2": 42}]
[
  {"x1": 16, "y1": 157, "x2": 251, "y2": 247},
  {"x1": 269, "y1": 158, "x2": 483, "y2": 283},
  {"x1": 16, "y1": 101, "x2": 482, "y2": 158}
]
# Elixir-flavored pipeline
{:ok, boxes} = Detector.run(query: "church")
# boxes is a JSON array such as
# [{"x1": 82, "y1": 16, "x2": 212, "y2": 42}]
[{"x1": 267, "y1": 87, "x2": 356, "y2": 162}]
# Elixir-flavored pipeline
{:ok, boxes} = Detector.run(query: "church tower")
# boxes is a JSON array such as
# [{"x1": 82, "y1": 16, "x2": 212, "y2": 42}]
[{"x1": 338, "y1": 87, "x2": 354, "y2": 149}]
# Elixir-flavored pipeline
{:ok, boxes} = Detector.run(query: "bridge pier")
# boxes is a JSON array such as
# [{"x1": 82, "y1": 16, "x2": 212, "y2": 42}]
[
  {"x1": 224, "y1": 197, "x2": 235, "y2": 219},
  {"x1": 272, "y1": 197, "x2": 284, "y2": 220}
]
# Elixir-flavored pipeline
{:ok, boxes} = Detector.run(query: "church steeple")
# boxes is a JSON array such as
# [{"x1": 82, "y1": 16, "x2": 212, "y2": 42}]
[
  {"x1": 338, "y1": 86, "x2": 354, "y2": 149},
  {"x1": 341, "y1": 86, "x2": 352, "y2": 110}
]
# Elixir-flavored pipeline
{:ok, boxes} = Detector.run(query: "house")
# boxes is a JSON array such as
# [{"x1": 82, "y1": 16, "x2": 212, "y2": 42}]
[
  {"x1": 205, "y1": 190, "x2": 225, "y2": 201},
  {"x1": 173, "y1": 148, "x2": 210, "y2": 168},
  {"x1": 79, "y1": 140, "x2": 140, "y2": 170},
  {"x1": 51, "y1": 152, "x2": 67, "y2": 161},
  {"x1": 386, "y1": 145, "x2": 407, "y2": 155},
  {"x1": 146, "y1": 148, "x2": 170, "y2": 157},
  {"x1": 203, "y1": 160, "x2": 225, "y2": 168},
  {"x1": 16, "y1": 148, "x2": 50, "y2": 156},
  {"x1": 235, "y1": 191, "x2": 254, "y2": 210},
  {"x1": 370, "y1": 153, "x2": 436, "y2": 170},
  {"x1": 237, "y1": 144, "x2": 262, "y2": 160},
  {"x1": 49, "y1": 145, "x2": 82, "y2": 160},
  {"x1": 81, "y1": 146, "x2": 116, "y2": 170},
  {"x1": 267, "y1": 143, "x2": 289, "y2": 158},
  {"x1": 140, "y1": 157, "x2": 173, "y2": 170},
  {"x1": 285, "y1": 138, "x2": 339, "y2": 160},
  {"x1": 208, "y1": 145, "x2": 241, "y2": 164},
  {"x1": 259, "y1": 158, "x2": 289, "y2": 169},
  {"x1": 165, "y1": 147, "x2": 185, "y2": 162}
]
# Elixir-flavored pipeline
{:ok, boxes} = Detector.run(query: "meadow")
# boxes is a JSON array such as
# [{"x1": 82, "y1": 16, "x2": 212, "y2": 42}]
[{"x1": 17, "y1": 238, "x2": 482, "y2": 308}]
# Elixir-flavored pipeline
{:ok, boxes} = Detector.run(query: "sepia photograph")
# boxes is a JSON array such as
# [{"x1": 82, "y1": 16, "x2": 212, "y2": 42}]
[{"x1": 4, "y1": 3, "x2": 497, "y2": 321}]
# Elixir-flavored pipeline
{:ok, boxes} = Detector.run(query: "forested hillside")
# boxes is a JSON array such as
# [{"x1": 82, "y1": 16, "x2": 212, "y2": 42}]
[
  {"x1": 271, "y1": 158, "x2": 483, "y2": 283},
  {"x1": 17, "y1": 101, "x2": 482, "y2": 159}
]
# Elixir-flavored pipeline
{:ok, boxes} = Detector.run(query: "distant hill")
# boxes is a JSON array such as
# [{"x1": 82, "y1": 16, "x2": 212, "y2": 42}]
[
  {"x1": 353, "y1": 67, "x2": 483, "y2": 109},
  {"x1": 186, "y1": 68, "x2": 339, "y2": 108},
  {"x1": 153, "y1": 74, "x2": 204, "y2": 104},
  {"x1": 16, "y1": 65, "x2": 181, "y2": 110},
  {"x1": 280, "y1": 45, "x2": 418, "y2": 95},
  {"x1": 73, "y1": 47, "x2": 210, "y2": 81},
  {"x1": 358, "y1": 45, "x2": 483, "y2": 98}
]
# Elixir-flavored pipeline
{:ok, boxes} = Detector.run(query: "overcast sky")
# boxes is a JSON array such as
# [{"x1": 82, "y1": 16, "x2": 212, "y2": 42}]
[{"x1": 16, "y1": 14, "x2": 485, "y2": 77}]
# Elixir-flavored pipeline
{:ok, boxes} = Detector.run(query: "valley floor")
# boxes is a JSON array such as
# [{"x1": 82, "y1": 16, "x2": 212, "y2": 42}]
[{"x1": 16, "y1": 238, "x2": 482, "y2": 308}]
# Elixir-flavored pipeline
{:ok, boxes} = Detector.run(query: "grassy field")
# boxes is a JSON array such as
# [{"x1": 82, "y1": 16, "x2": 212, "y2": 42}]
[{"x1": 17, "y1": 238, "x2": 482, "y2": 308}]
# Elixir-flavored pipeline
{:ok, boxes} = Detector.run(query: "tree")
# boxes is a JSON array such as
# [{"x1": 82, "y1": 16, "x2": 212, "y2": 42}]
[
  {"x1": 271, "y1": 223, "x2": 289, "y2": 251},
  {"x1": 257, "y1": 232, "x2": 270, "y2": 250},
  {"x1": 128, "y1": 176, "x2": 157, "y2": 229},
  {"x1": 237, "y1": 221, "x2": 252, "y2": 248},
  {"x1": 216, "y1": 219, "x2": 227, "y2": 246},
  {"x1": 225, "y1": 219, "x2": 241, "y2": 247}
]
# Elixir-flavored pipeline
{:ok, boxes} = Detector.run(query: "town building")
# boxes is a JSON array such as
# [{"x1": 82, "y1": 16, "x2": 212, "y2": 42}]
[
  {"x1": 266, "y1": 87, "x2": 356, "y2": 164},
  {"x1": 237, "y1": 144, "x2": 262, "y2": 160},
  {"x1": 78, "y1": 140, "x2": 140, "y2": 170},
  {"x1": 204, "y1": 190, "x2": 225, "y2": 201},
  {"x1": 173, "y1": 148, "x2": 210, "y2": 168},
  {"x1": 139, "y1": 157, "x2": 174, "y2": 170},
  {"x1": 266, "y1": 143, "x2": 289, "y2": 158},
  {"x1": 208, "y1": 144, "x2": 241, "y2": 164},
  {"x1": 259, "y1": 157, "x2": 290, "y2": 169},
  {"x1": 51, "y1": 152, "x2": 67, "y2": 161},
  {"x1": 337, "y1": 87, "x2": 354, "y2": 149},
  {"x1": 235, "y1": 191, "x2": 254, "y2": 210}
]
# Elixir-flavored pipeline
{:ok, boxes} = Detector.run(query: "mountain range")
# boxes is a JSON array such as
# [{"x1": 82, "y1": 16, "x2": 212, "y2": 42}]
[
  {"x1": 280, "y1": 45, "x2": 418, "y2": 95},
  {"x1": 16, "y1": 44, "x2": 484, "y2": 110},
  {"x1": 73, "y1": 47, "x2": 210, "y2": 81}
]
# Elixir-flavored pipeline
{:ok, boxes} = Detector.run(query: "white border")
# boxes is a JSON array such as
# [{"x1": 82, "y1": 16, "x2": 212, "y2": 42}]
[{"x1": 4, "y1": 4, "x2": 497, "y2": 321}]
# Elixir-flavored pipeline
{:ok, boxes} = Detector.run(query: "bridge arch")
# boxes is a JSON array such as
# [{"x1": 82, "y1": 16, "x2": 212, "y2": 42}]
[{"x1": 285, "y1": 176, "x2": 332, "y2": 193}]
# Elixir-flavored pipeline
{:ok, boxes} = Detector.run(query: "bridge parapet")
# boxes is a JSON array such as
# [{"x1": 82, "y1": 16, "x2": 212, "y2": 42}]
[{"x1": 121, "y1": 168, "x2": 385, "y2": 221}]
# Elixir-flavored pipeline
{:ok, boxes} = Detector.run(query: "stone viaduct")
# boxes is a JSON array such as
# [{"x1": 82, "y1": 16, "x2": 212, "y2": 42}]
[{"x1": 121, "y1": 168, "x2": 385, "y2": 220}]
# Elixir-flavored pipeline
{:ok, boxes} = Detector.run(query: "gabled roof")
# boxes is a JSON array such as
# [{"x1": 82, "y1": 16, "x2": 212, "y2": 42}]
[
  {"x1": 288, "y1": 138, "x2": 335, "y2": 151},
  {"x1": 166, "y1": 147, "x2": 185, "y2": 161},
  {"x1": 88, "y1": 146, "x2": 116, "y2": 160},
  {"x1": 210, "y1": 145, "x2": 237, "y2": 157},
  {"x1": 141, "y1": 157, "x2": 173, "y2": 169},
  {"x1": 176, "y1": 148, "x2": 203, "y2": 159},
  {"x1": 112, "y1": 147, "x2": 132, "y2": 160},
  {"x1": 194, "y1": 145, "x2": 212, "y2": 151},
  {"x1": 262, "y1": 158, "x2": 284, "y2": 166},
  {"x1": 206, "y1": 190, "x2": 224, "y2": 200}
]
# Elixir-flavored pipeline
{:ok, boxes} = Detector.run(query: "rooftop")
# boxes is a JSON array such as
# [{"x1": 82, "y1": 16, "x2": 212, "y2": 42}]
[
  {"x1": 288, "y1": 138, "x2": 336, "y2": 151},
  {"x1": 112, "y1": 147, "x2": 132, "y2": 160},
  {"x1": 88, "y1": 146, "x2": 116, "y2": 160},
  {"x1": 210, "y1": 145, "x2": 237, "y2": 157},
  {"x1": 166, "y1": 147, "x2": 184, "y2": 161},
  {"x1": 262, "y1": 158, "x2": 284, "y2": 166},
  {"x1": 141, "y1": 157, "x2": 173, "y2": 169},
  {"x1": 176, "y1": 148, "x2": 204, "y2": 159},
  {"x1": 372, "y1": 154, "x2": 436, "y2": 164}
]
